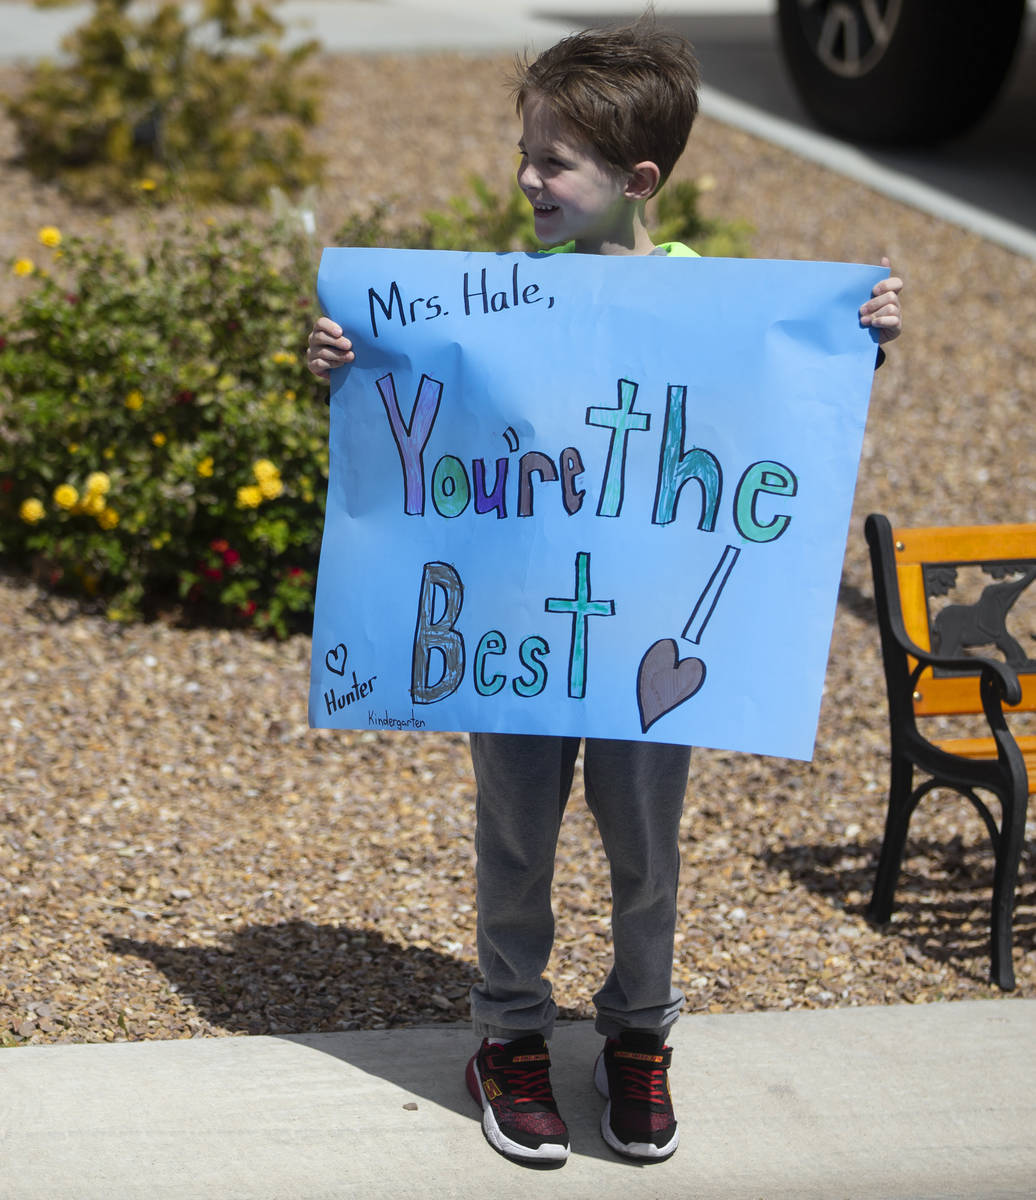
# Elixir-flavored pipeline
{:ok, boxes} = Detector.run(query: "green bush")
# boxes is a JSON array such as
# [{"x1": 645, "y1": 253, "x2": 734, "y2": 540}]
[
  {"x1": 3, "y1": 0, "x2": 322, "y2": 204},
  {"x1": 335, "y1": 174, "x2": 754, "y2": 258},
  {"x1": 1, "y1": 216, "x2": 326, "y2": 637},
  {"x1": 651, "y1": 179, "x2": 755, "y2": 259},
  {"x1": 1, "y1": 176, "x2": 752, "y2": 637}
]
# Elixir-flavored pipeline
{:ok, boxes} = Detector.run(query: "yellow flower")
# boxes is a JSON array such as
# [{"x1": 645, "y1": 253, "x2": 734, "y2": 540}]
[
  {"x1": 197, "y1": 456, "x2": 214, "y2": 478},
  {"x1": 236, "y1": 484, "x2": 263, "y2": 509},
  {"x1": 125, "y1": 390, "x2": 143, "y2": 410},
  {"x1": 84, "y1": 471, "x2": 111, "y2": 496},
  {"x1": 19, "y1": 498, "x2": 44, "y2": 524},
  {"x1": 97, "y1": 507, "x2": 119, "y2": 530},
  {"x1": 103, "y1": 447, "x2": 115, "y2": 460},
  {"x1": 258, "y1": 476, "x2": 284, "y2": 500},
  {"x1": 252, "y1": 458, "x2": 280, "y2": 483},
  {"x1": 68, "y1": 442, "x2": 80, "y2": 454},
  {"x1": 13, "y1": 258, "x2": 34, "y2": 277},
  {"x1": 81, "y1": 492, "x2": 106, "y2": 516},
  {"x1": 136, "y1": 178, "x2": 157, "y2": 191},
  {"x1": 150, "y1": 531, "x2": 171, "y2": 550},
  {"x1": 53, "y1": 483, "x2": 79, "y2": 510},
  {"x1": 152, "y1": 432, "x2": 167, "y2": 447},
  {"x1": 272, "y1": 350, "x2": 298, "y2": 365},
  {"x1": 283, "y1": 389, "x2": 296, "y2": 402},
  {"x1": 38, "y1": 226, "x2": 62, "y2": 248}
]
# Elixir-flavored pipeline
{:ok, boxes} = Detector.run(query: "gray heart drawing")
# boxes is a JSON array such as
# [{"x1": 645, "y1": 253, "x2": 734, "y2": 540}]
[
  {"x1": 325, "y1": 643, "x2": 348, "y2": 675},
  {"x1": 637, "y1": 638, "x2": 706, "y2": 733}
]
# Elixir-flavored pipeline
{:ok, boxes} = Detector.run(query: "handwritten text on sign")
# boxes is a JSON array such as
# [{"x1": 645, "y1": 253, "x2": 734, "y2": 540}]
[{"x1": 309, "y1": 249, "x2": 883, "y2": 759}]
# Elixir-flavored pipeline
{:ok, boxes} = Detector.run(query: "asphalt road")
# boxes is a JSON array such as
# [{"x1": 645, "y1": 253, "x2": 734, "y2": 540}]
[{"x1": 561, "y1": 7, "x2": 1036, "y2": 251}]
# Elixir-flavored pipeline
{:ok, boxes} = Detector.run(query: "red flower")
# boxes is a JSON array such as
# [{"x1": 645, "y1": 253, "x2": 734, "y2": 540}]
[
  {"x1": 210, "y1": 538, "x2": 229, "y2": 553},
  {"x1": 175, "y1": 389, "x2": 195, "y2": 405},
  {"x1": 240, "y1": 600, "x2": 257, "y2": 617},
  {"x1": 223, "y1": 548, "x2": 241, "y2": 567},
  {"x1": 66, "y1": 293, "x2": 79, "y2": 304},
  {"x1": 287, "y1": 566, "x2": 306, "y2": 579},
  {"x1": 202, "y1": 566, "x2": 223, "y2": 581}
]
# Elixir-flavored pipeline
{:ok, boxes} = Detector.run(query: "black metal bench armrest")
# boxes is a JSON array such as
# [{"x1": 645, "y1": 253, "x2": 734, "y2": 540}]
[{"x1": 900, "y1": 641, "x2": 1023, "y2": 709}]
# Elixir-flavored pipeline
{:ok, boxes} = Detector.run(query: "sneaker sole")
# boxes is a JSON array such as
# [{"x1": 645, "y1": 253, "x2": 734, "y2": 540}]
[
  {"x1": 593, "y1": 1050, "x2": 680, "y2": 1162},
  {"x1": 466, "y1": 1054, "x2": 570, "y2": 1165}
]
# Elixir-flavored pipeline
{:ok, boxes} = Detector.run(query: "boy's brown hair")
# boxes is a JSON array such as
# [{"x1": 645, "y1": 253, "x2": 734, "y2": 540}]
[{"x1": 512, "y1": 17, "x2": 701, "y2": 189}]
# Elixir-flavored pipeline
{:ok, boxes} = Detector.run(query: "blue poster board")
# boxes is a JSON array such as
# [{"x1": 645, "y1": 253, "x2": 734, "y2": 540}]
[{"x1": 309, "y1": 248, "x2": 883, "y2": 759}]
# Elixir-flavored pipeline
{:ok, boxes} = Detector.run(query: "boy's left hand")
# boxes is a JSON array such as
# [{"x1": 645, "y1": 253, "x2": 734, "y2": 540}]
[{"x1": 859, "y1": 256, "x2": 903, "y2": 346}]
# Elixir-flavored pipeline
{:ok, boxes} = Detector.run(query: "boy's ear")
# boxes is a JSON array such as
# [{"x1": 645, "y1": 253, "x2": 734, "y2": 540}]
[{"x1": 624, "y1": 161, "x2": 662, "y2": 201}]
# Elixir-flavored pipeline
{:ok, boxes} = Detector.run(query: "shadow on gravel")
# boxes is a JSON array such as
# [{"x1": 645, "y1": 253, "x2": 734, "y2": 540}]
[
  {"x1": 836, "y1": 575, "x2": 876, "y2": 623},
  {"x1": 761, "y1": 835, "x2": 1035, "y2": 983},
  {"x1": 105, "y1": 921, "x2": 485, "y2": 1036}
]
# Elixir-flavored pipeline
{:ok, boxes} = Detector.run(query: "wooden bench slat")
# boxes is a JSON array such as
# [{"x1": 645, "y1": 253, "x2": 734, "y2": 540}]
[
  {"x1": 913, "y1": 674, "x2": 1036, "y2": 716},
  {"x1": 893, "y1": 525, "x2": 1036, "y2": 563},
  {"x1": 933, "y1": 735, "x2": 1036, "y2": 790}
]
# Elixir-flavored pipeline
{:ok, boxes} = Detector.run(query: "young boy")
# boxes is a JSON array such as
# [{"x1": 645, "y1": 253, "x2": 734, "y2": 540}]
[{"x1": 307, "y1": 19, "x2": 903, "y2": 1168}]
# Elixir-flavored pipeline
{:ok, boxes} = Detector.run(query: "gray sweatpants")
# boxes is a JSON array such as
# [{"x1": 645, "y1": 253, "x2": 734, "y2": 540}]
[{"x1": 468, "y1": 732, "x2": 690, "y2": 1041}]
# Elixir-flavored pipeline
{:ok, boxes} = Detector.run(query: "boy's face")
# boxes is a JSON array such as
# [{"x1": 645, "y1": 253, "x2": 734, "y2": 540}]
[{"x1": 517, "y1": 91, "x2": 636, "y2": 253}]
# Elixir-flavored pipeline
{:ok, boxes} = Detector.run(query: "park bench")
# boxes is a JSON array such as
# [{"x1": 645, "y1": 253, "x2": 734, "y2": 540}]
[{"x1": 864, "y1": 513, "x2": 1034, "y2": 990}]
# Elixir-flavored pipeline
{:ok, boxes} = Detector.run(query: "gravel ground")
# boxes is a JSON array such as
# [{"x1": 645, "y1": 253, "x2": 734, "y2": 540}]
[{"x1": 1, "y1": 52, "x2": 1034, "y2": 1047}]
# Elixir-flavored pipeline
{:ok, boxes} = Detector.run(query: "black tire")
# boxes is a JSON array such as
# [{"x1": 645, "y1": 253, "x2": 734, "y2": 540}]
[{"x1": 777, "y1": 0, "x2": 1026, "y2": 145}]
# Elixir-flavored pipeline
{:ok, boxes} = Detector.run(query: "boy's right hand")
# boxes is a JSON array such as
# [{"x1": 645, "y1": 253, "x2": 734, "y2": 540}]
[{"x1": 306, "y1": 317, "x2": 355, "y2": 380}]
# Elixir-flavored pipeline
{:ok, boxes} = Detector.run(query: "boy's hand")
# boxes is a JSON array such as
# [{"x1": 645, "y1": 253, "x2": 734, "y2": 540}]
[
  {"x1": 859, "y1": 256, "x2": 903, "y2": 346},
  {"x1": 307, "y1": 316, "x2": 355, "y2": 380}
]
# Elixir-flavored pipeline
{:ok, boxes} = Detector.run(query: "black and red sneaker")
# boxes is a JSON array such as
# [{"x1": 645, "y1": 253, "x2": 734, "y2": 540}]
[
  {"x1": 593, "y1": 1030, "x2": 679, "y2": 1161},
  {"x1": 465, "y1": 1035, "x2": 570, "y2": 1165}
]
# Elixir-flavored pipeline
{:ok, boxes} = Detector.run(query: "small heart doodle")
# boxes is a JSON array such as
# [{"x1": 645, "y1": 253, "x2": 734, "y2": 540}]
[
  {"x1": 637, "y1": 638, "x2": 706, "y2": 733},
  {"x1": 325, "y1": 643, "x2": 348, "y2": 675}
]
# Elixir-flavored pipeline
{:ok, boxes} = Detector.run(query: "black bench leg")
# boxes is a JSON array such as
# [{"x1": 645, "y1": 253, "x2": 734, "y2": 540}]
[
  {"x1": 988, "y1": 787, "x2": 1027, "y2": 990},
  {"x1": 867, "y1": 753, "x2": 915, "y2": 924}
]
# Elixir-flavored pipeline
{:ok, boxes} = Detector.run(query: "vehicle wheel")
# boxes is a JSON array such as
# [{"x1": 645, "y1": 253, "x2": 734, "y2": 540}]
[{"x1": 776, "y1": 0, "x2": 1026, "y2": 144}]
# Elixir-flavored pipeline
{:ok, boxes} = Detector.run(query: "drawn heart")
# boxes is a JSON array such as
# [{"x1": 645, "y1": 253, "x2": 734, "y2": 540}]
[
  {"x1": 637, "y1": 638, "x2": 706, "y2": 733},
  {"x1": 325, "y1": 643, "x2": 348, "y2": 675}
]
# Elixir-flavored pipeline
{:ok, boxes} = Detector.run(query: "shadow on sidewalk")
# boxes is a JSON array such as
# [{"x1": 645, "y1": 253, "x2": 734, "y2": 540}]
[
  {"x1": 278, "y1": 1019, "x2": 620, "y2": 1167},
  {"x1": 105, "y1": 920, "x2": 618, "y2": 1166}
]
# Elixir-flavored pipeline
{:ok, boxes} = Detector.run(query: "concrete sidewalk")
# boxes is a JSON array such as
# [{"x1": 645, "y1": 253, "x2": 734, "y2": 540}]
[
  {"x1": 2, "y1": 1000, "x2": 1034, "y2": 1199},
  {"x1": 1, "y1": 0, "x2": 578, "y2": 60}
]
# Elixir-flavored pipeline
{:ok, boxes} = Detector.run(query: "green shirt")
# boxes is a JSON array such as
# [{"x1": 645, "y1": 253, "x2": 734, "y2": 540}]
[{"x1": 545, "y1": 240, "x2": 699, "y2": 257}]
